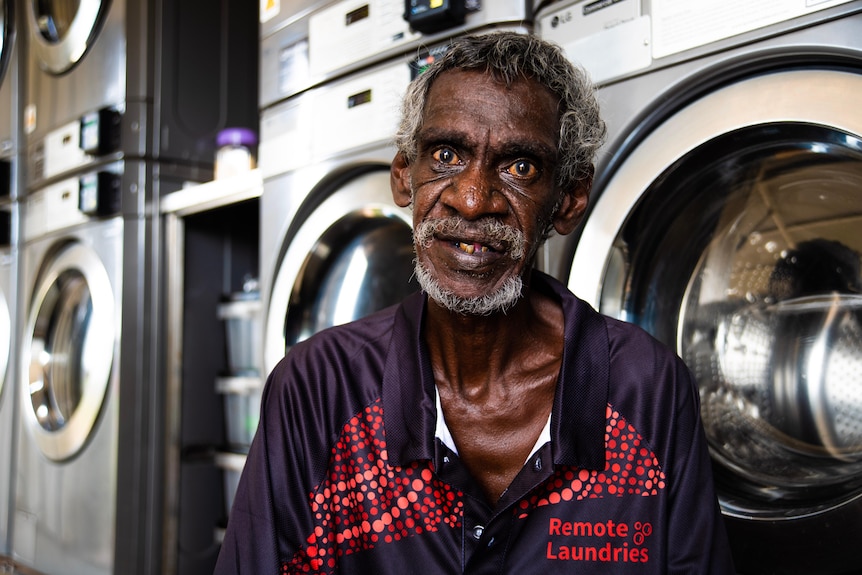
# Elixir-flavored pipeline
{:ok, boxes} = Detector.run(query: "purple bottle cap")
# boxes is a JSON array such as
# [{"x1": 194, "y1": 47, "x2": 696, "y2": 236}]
[{"x1": 217, "y1": 127, "x2": 257, "y2": 147}]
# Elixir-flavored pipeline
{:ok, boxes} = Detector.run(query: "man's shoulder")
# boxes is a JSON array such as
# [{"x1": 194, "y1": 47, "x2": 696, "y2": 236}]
[
  {"x1": 267, "y1": 300, "x2": 410, "y2": 391},
  {"x1": 291, "y1": 302, "x2": 401, "y2": 362},
  {"x1": 601, "y1": 313, "x2": 668, "y2": 353}
]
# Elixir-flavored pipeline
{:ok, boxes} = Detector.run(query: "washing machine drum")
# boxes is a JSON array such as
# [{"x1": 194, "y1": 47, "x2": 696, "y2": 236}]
[
  {"x1": 29, "y1": 0, "x2": 108, "y2": 74},
  {"x1": 264, "y1": 169, "x2": 417, "y2": 371},
  {"x1": 23, "y1": 241, "x2": 116, "y2": 461},
  {"x1": 594, "y1": 122, "x2": 862, "y2": 517}
]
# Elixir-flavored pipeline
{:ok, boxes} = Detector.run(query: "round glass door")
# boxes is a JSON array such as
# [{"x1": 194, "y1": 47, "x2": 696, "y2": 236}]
[
  {"x1": 29, "y1": 0, "x2": 106, "y2": 74},
  {"x1": 570, "y1": 69, "x2": 862, "y2": 519},
  {"x1": 0, "y1": 0, "x2": 11, "y2": 86},
  {"x1": 264, "y1": 168, "x2": 416, "y2": 371},
  {"x1": 609, "y1": 125, "x2": 862, "y2": 516},
  {"x1": 23, "y1": 241, "x2": 116, "y2": 461}
]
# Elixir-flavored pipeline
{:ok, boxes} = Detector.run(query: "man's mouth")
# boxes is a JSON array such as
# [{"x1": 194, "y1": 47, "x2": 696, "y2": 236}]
[
  {"x1": 455, "y1": 241, "x2": 492, "y2": 255},
  {"x1": 414, "y1": 217, "x2": 526, "y2": 261}
]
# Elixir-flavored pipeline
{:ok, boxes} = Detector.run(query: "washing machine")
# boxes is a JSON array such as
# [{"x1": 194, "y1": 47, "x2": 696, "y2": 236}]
[
  {"x1": 537, "y1": 1, "x2": 862, "y2": 573},
  {"x1": 259, "y1": 0, "x2": 533, "y2": 111},
  {"x1": 18, "y1": 1, "x2": 258, "y2": 573},
  {"x1": 14, "y1": 168, "x2": 123, "y2": 575},
  {"x1": 0, "y1": 0, "x2": 20, "y2": 564},
  {"x1": 259, "y1": 51, "x2": 420, "y2": 375}
]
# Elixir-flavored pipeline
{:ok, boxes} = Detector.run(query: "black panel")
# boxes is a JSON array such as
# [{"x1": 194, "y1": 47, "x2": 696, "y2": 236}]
[{"x1": 154, "y1": 0, "x2": 260, "y2": 166}]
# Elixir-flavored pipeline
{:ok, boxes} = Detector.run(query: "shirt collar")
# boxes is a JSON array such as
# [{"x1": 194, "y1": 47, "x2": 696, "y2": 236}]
[{"x1": 382, "y1": 271, "x2": 609, "y2": 471}]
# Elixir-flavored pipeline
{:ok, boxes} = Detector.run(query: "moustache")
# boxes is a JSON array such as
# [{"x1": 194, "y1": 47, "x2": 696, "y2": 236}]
[{"x1": 413, "y1": 217, "x2": 526, "y2": 261}]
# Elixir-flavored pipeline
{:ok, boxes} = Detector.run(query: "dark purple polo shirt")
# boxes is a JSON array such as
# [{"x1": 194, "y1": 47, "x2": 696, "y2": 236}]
[{"x1": 214, "y1": 272, "x2": 735, "y2": 574}]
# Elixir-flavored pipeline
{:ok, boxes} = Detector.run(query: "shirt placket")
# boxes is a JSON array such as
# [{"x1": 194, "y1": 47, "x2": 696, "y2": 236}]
[{"x1": 435, "y1": 441, "x2": 557, "y2": 574}]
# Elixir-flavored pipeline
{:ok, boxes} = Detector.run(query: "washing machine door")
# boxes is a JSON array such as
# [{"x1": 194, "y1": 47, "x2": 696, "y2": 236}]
[
  {"x1": 569, "y1": 68, "x2": 862, "y2": 573},
  {"x1": 264, "y1": 167, "x2": 417, "y2": 372},
  {"x1": 0, "y1": 0, "x2": 12, "y2": 84},
  {"x1": 23, "y1": 239, "x2": 116, "y2": 461},
  {"x1": 28, "y1": 0, "x2": 108, "y2": 74}
]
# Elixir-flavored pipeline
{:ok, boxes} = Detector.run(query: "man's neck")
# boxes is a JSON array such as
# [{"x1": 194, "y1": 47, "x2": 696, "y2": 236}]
[{"x1": 423, "y1": 282, "x2": 563, "y2": 397}]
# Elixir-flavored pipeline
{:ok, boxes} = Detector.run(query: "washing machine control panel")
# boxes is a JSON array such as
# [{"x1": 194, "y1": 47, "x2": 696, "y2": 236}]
[
  {"x1": 24, "y1": 169, "x2": 122, "y2": 241},
  {"x1": 79, "y1": 171, "x2": 121, "y2": 216},
  {"x1": 405, "y1": 0, "x2": 467, "y2": 34},
  {"x1": 80, "y1": 108, "x2": 122, "y2": 157},
  {"x1": 260, "y1": 0, "x2": 525, "y2": 109},
  {"x1": 30, "y1": 106, "x2": 123, "y2": 185}
]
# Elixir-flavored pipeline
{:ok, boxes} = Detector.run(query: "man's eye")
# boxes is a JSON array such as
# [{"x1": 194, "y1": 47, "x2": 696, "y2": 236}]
[
  {"x1": 432, "y1": 147, "x2": 460, "y2": 165},
  {"x1": 507, "y1": 160, "x2": 538, "y2": 178}
]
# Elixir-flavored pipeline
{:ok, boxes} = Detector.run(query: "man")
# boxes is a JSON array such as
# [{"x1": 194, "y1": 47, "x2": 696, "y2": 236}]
[{"x1": 215, "y1": 31, "x2": 735, "y2": 574}]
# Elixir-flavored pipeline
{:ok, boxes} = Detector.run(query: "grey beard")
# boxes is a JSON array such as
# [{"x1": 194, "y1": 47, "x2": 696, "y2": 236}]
[
  {"x1": 414, "y1": 262, "x2": 524, "y2": 316},
  {"x1": 412, "y1": 217, "x2": 527, "y2": 316}
]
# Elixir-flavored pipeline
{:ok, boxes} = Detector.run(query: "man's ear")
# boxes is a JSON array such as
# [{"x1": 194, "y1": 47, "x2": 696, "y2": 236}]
[
  {"x1": 552, "y1": 172, "x2": 593, "y2": 236},
  {"x1": 391, "y1": 151, "x2": 412, "y2": 208}
]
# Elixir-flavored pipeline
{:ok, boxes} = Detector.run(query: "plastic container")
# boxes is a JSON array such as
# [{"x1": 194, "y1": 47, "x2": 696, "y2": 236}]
[
  {"x1": 216, "y1": 375, "x2": 263, "y2": 448},
  {"x1": 215, "y1": 451, "x2": 248, "y2": 517},
  {"x1": 215, "y1": 127, "x2": 257, "y2": 180},
  {"x1": 217, "y1": 279, "x2": 261, "y2": 374}
]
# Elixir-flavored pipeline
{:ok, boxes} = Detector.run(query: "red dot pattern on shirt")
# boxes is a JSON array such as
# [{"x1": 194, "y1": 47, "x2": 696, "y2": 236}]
[
  {"x1": 516, "y1": 404, "x2": 666, "y2": 519},
  {"x1": 284, "y1": 400, "x2": 464, "y2": 574}
]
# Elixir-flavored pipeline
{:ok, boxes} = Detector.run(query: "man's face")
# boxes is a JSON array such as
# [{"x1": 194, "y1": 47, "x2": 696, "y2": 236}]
[{"x1": 396, "y1": 69, "x2": 568, "y2": 313}]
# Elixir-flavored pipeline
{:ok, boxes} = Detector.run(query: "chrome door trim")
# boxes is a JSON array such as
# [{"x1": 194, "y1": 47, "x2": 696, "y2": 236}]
[
  {"x1": 22, "y1": 240, "x2": 116, "y2": 461},
  {"x1": 28, "y1": 0, "x2": 106, "y2": 74},
  {"x1": 0, "y1": 0, "x2": 11, "y2": 84},
  {"x1": 263, "y1": 169, "x2": 412, "y2": 372},
  {"x1": 569, "y1": 69, "x2": 862, "y2": 308}
]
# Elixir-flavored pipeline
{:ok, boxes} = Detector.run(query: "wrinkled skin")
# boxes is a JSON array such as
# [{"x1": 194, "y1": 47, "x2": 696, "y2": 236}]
[{"x1": 390, "y1": 70, "x2": 590, "y2": 503}]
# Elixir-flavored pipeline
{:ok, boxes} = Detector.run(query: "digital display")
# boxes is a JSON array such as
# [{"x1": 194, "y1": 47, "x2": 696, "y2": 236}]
[
  {"x1": 405, "y1": 0, "x2": 466, "y2": 34},
  {"x1": 347, "y1": 89, "x2": 373, "y2": 109},
  {"x1": 346, "y1": 5, "x2": 369, "y2": 26}
]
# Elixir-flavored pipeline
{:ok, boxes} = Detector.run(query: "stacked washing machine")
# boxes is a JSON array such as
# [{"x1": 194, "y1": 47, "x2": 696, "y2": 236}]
[
  {"x1": 257, "y1": 0, "x2": 535, "y2": 373},
  {"x1": 0, "y1": 0, "x2": 20, "y2": 569},
  {"x1": 538, "y1": 1, "x2": 862, "y2": 573},
  {"x1": 212, "y1": 0, "x2": 539, "y2": 551},
  {"x1": 12, "y1": 1, "x2": 257, "y2": 575}
]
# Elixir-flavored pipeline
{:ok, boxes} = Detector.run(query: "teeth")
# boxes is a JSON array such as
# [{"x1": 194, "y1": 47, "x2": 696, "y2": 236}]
[{"x1": 456, "y1": 242, "x2": 489, "y2": 254}]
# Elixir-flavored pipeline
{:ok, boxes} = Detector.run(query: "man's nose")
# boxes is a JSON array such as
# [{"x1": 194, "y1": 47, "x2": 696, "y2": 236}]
[{"x1": 441, "y1": 165, "x2": 508, "y2": 220}]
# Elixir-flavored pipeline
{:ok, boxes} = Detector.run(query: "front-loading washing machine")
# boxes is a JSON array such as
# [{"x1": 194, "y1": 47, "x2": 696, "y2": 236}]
[
  {"x1": 19, "y1": 2, "x2": 259, "y2": 574},
  {"x1": 258, "y1": 52, "x2": 424, "y2": 376},
  {"x1": 538, "y1": 1, "x2": 862, "y2": 573},
  {"x1": 0, "y1": 0, "x2": 20, "y2": 564},
  {"x1": 15, "y1": 169, "x2": 123, "y2": 575}
]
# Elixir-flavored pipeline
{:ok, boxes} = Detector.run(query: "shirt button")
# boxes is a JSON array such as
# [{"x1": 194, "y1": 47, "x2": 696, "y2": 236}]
[
  {"x1": 472, "y1": 525, "x2": 484, "y2": 540},
  {"x1": 534, "y1": 456, "x2": 543, "y2": 471}
]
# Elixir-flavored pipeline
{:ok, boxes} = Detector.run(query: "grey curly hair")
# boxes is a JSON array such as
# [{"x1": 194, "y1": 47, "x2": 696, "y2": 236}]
[{"x1": 394, "y1": 31, "x2": 606, "y2": 193}]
